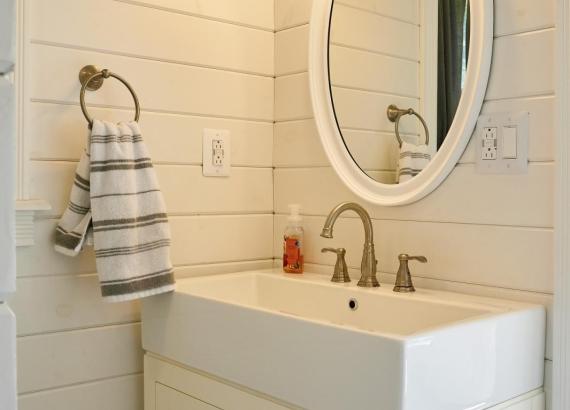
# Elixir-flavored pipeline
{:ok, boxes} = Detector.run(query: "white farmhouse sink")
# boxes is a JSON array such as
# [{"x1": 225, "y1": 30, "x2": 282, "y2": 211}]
[{"x1": 142, "y1": 270, "x2": 545, "y2": 410}]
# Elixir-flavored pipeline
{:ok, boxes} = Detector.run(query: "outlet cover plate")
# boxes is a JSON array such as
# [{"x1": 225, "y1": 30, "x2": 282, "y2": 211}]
[
  {"x1": 203, "y1": 129, "x2": 230, "y2": 177},
  {"x1": 475, "y1": 112, "x2": 529, "y2": 174}
]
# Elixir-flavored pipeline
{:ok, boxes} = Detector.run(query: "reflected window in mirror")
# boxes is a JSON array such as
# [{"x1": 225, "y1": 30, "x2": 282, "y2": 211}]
[{"x1": 438, "y1": 0, "x2": 470, "y2": 148}]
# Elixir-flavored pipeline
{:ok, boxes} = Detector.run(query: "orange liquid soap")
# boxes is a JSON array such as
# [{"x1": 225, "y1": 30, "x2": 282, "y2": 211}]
[{"x1": 282, "y1": 204, "x2": 304, "y2": 274}]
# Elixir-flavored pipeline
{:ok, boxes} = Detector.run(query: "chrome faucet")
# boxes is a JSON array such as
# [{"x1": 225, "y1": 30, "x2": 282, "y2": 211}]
[{"x1": 320, "y1": 202, "x2": 379, "y2": 287}]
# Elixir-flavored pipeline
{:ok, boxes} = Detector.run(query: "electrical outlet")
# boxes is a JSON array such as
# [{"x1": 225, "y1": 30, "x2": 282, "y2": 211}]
[
  {"x1": 476, "y1": 113, "x2": 529, "y2": 174},
  {"x1": 203, "y1": 129, "x2": 230, "y2": 176},
  {"x1": 212, "y1": 139, "x2": 224, "y2": 166},
  {"x1": 484, "y1": 127, "x2": 497, "y2": 140},
  {"x1": 481, "y1": 127, "x2": 497, "y2": 160}
]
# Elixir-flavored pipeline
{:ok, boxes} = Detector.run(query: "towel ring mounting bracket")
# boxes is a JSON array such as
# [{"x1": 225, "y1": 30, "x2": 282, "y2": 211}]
[
  {"x1": 78, "y1": 65, "x2": 140, "y2": 127},
  {"x1": 387, "y1": 104, "x2": 429, "y2": 148}
]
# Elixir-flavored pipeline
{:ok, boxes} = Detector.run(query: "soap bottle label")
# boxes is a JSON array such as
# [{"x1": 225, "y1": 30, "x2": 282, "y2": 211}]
[{"x1": 283, "y1": 236, "x2": 303, "y2": 273}]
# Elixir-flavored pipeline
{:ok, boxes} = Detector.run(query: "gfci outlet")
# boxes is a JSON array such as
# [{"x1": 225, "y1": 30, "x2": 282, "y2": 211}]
[
  {"x1": 203, "y1": 129, "x2": 231, "y2": 177},
  {"x1": 476, "y1": 112, "x2": 529, "y2": 175},
  {"x1": 481, "y1": 127, "x2": 498, "y2": 160}
]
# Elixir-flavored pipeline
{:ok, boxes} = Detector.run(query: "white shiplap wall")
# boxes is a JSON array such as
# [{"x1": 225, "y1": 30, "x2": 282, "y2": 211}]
[
  {"x1": 13, "y1": 0, "x2": 274, "y2": 408},
  {"x1": 11, "y1": 0, "x2": 556, "y2": 408},
  {"x1": 274, "y1": 0, "x2": 554, "y2": 406}
]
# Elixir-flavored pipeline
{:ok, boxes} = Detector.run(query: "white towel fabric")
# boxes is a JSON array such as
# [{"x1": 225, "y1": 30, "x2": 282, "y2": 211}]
[
  {"x1": 55, "y1": 120, "x2": 175, "y2": 302},
  {"x1": 397, "y1": 142, "x2": 431, "y2": 183}
]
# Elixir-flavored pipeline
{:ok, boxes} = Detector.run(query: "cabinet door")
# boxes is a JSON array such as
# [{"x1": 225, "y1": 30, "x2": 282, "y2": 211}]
[
  {"x1": 156, "y1": 383, "x2": 218, "y2": 410},
  {"x1": 0, "y1": 305, "x2": 16, "y2": 410}
]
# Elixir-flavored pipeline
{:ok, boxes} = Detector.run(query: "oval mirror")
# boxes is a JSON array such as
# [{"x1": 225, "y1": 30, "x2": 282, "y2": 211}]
[{"x1": 309, "y1": 0, "x2": 493, "y2": 205}]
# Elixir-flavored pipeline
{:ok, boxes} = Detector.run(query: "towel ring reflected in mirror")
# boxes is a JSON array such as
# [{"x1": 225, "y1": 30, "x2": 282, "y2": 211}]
[
  {"x1": 78, "y1": 65, "x2": 140, "y2": 127},
  {"x1": 387, "y1": 104, "x2": 430, "y2": 148}
]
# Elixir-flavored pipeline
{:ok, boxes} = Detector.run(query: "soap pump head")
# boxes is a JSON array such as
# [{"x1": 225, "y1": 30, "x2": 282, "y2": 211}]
[{"x1": 288, "y1": 204, "x2": 302, "y2": 225}]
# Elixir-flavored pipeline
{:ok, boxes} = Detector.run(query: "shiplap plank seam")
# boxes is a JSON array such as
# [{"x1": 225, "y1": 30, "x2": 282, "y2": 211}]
[
  {"x1": 30, "y1": 40, "x2": 275, "y2": 79},
  {"x1": 17, "y1": 372, "x2": 143, "y2": 397},
  {"x1": 273, "y1": 212, "x2": 554, "y2": 230},
  {"x1": 31, "y1": 99, "x2": 274, "y2": 124},
  {"x1": 332, "y1": 85, "x2": 421, "y2": 100},
  {"x1": 18, "y1": 373, "x2": 143, "y2": 410},
  {"x1": 17, "y1": 258, "x2": 276, "y2": 281},
  {"x1": 20, "y1": 372, "x2": 143, "y2": 396},
  {"x1": 334, "y1": 1, "x2": 418, "y2": 25},
  {"x1": 114, "y1": 0, "x2": 274, "y2": 32},
  {"x1": 330, "y1": 42, "x2": 420, "y2": 63}
]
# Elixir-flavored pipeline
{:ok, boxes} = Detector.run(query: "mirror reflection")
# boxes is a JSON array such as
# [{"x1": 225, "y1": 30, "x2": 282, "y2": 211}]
[{"x1": 329, "y1": 0, "x2": 470, "y2": 183}]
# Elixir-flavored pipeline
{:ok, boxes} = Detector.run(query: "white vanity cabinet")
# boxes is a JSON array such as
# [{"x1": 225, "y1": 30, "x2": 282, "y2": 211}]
[
  {"x1": 144, "y1": 354, "x2": 295, "y2": 410},
  {"x1": 145, "y1": 353, "x2": 545, "y2": 410}
]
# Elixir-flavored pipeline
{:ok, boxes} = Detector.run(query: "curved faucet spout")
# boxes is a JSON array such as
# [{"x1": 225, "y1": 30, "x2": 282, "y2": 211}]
[
  {"x1": 320, "y1": 202, "x2": 373, "y2": 243},
  {"x1": 320, "y1": 202, "x2": 379, "y2": 287}
]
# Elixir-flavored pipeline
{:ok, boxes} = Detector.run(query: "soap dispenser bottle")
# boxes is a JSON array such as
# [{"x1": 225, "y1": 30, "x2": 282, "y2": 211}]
[{"x1": 283, "y1": 204, "x2": 304, "y2": 273}]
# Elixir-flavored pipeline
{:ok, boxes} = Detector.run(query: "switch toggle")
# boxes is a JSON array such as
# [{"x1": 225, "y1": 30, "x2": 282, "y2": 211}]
[{"x1": 502, "y1": 126, "x2": 517, "y2": 159}]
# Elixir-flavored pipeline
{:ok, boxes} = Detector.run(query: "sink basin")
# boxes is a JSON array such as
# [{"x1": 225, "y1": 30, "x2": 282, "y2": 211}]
[{"x1": 142, "y1": 270, "x2": 545, "y2": 410}]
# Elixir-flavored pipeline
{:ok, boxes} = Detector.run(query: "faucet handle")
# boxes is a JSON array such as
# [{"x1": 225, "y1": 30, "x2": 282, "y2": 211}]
[
  {"x1": 394, "y1": 254, "x2": 427, "y2": 292},
  {"x1": 321, "y1": 248, "x2": 351, "y2": 283},
  {"x1": 399, "y1": 254, "x2": 427, "y2": 263},
  {"x1": 322, "y1": 247, "x2": 345, "y2": 255}
]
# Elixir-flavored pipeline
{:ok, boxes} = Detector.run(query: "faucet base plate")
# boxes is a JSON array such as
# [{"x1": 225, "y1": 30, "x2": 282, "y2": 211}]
[
  {"x1": 357, "y1": 277, "x2": 380, "y2": 287},
  {"x1": 393, "y1": 285, "x2": 416, "y2": 293}
]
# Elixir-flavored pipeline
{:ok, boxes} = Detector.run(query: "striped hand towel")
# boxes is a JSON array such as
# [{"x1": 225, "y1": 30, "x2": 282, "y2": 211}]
[
  {"x1": 55, "y1": 120, "x2": 175, "y2": 302},
  {"x1": 397, "y1": 142, "x2": 431, "y2": 183}
]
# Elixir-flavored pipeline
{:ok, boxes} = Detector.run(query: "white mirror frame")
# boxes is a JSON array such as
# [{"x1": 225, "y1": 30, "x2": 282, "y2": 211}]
[{"x1": 309, "y1": 0, "x2": 494, "y2": 206}]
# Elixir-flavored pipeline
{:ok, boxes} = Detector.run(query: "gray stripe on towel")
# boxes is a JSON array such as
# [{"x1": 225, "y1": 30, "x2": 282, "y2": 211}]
[
  {"x1": 95, "y1": 239, "x2": 171, "y2": 258},
  {"x1": 75, "y1": 173, "x2": 90, "y2": 187},
  {"x1": 55, "y1": 229, "x2": 83, "y2": 249},
  {"x1": 101, "y1": 270, "x2": 175, "y2": 297},
  {"x1": 399, "y1": 152, "x2": 432, "y2": 160},
  {"x1": 90, "y1": 162, "x2": 153, "y2": 172},
  {"x1": 68, "y1": 201, "x2": 90, "y2": 215},
  {"x1": 56, "y1": 226, "x2": 84, "y2": 238},
  {"x1": 90, "y1": 157, "x2": 152, "y2": 165},
  {"x1": 93, "y1": 213, "x2": 168, "y2": 228},
  {"x1": 91, "y1": 189, "x2": 160, "y2": 200},
  {"x1": 100, "y1": 268, "x2": 173, "y2": 285}
]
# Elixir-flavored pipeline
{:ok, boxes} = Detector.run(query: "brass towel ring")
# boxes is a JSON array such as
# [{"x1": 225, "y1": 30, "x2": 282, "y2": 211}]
[
  {"x1": 387, "y1": 104, "x2": 429, "y2": 148},
  {"x1": 78, "y1": 65, "x2": 140, "y2": 127}
]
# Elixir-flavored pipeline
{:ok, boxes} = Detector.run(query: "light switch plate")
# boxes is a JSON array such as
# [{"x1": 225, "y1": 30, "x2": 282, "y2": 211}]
[
  {"x1": 203, "y1": 129, "x2": 231, "y2": 177},
  {"x1": 475, "y1": 112, "x2": 529, "y2": 174}
]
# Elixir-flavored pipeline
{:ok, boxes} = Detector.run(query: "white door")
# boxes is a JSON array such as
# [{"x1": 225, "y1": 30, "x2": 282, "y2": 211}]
[{"x1": 0, "y1": 1, "x2": 18, "y2": 409}]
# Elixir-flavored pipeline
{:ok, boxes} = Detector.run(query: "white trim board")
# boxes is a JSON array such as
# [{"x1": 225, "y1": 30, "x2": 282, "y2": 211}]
[
  {"x1": 554, "y1": 0, "x2": 570, "y2": 408},
  {"x1": 0, "y1": 0, "x2": 16, "y2": 296}
]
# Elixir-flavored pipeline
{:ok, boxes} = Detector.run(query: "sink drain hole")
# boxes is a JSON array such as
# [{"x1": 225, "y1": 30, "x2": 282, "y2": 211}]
[{"x1": 348, "y1": 298, "x2": 358, "y2": 311}]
